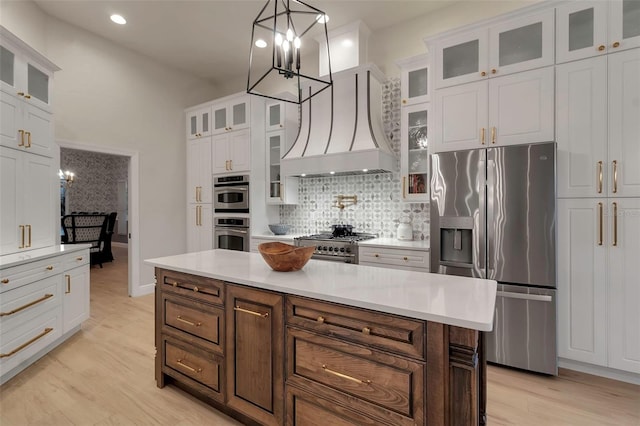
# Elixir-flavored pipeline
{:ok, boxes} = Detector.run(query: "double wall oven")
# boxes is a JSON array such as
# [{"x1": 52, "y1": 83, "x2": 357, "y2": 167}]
[{"x1": 213, "y1": 175, "x2": 250, "y2": 251}]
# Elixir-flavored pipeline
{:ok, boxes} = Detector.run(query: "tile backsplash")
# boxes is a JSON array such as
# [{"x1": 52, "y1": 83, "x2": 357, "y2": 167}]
[{"x1": 280, "y1": 78, "x2": 430, "y2": 240}]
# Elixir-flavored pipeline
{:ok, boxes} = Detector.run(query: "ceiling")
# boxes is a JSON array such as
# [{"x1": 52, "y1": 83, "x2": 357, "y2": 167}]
[{"x1": 34, "y1": 0, "x2": 456, "y2": 86}]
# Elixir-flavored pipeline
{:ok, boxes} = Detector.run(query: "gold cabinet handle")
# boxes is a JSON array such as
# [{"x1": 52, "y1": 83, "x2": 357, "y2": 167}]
[
  {"x1": 0, "y1": 293, "x2": 53, "y2": 317},
  {"x1": 46, "y1": 265, "x2": 54, "y2": 271},
  {"x1": 195, "y1": 186, "x2": 199, "y2": 202},
  {"x1": 612, "y1": 41, "x2": 620, "y2": 48},
  {"x1": 65, "y1": 274, "x2": 71, "y2": 294},
  {"x1": 17, "y1": 91, "x2": 24, "y2": 97},
  {"x1": 612, "y1": 202, "x2": 618, "y2": 247},
  {"x1": 0, "y1": 328, "x2": 53, "y2": 358},
  {"x1": 317, "y1": 316, "x2": 325, "y2": 324},
  {"x1": 225, "y1": 160, "x2": 229, "y2": 171},
  {"x1": 193, "y1": 286, "x2": 199, "y2": 293},
  {"x1": 1, "y1": 279, "x2": 9, "y2": 284},
  {"x1": 481, "y1": 127, "x2": 485, "y2": 145},
  {"x1": 24, "y1": 94, "x2": 31, "y2": 99},
  {"x1": 491, "y1": 127, "x2": 496, "y2": 144},
  {"x1": 322, "y1": 364, "x2": 371, "y2": 385},
  {"x1": 612, "y1": 160, "x2": 618, "y2": 194},
  {"x1": 403, "y1": 256, "x2": 408, "y2": 261},
  {"x1": 176, "y1": 359, "x2": 202, "y2": 373},
  {"x1": 229, "y1": 160, "x2": 233, "y2": 170},
  {"x1": 194, "y1": 206, "x2": 199, "y2": 226},
  {"x1": 362, "y1": 327, "x2": 371, "y2": 335},
  {"x1": 402, "y1": 176, "x2": 407, "y2": 198},
  {"x1": 18, "y1": 129, "x2": 25, "y2": 147},
  {"x1": 26, "y1": 224, "x2": 31, "y2": 247},
  {"x1": 374, "y1": 253, "x2": 379, "y2": 257},
  {"x1": 480, "y1": 71, "x2": 487, "y2": 77},
  {"x1": 197, "y1": 205, "x2": 202, "y2": 226},
  {"x1": 598, "y1": 45, "x2": 606, "y2": 51},
  {"x1": 598, "y1": 202, "x2": 603, "y2": 246},
  {"x1": 176, "y1": 315, "x2": 202, "y2": 327},
  {"x1": 76, "y1": 256, "x2": 83, "y2": 261},
  {"x1": 170, "y1": 281, "x2": 178, "y2": 287},
  {"x1": 234, "y1": 306, "x2": 269, "y2": 318},
  {"x1": 25, "y1": 131, "x2": 31, "y2": 148},
  {"x1": 597, "y1": 161, "x2": 603, "y2": 194},
  {"x1": 19, "y1": 225, "x2": 25, "y2": 249},
  {"x1": 491, "y1": 68, "x2": 497, "y2": 74},
  {"x1": 402, "y1": 99, "x2": 407, "y2": 104}
]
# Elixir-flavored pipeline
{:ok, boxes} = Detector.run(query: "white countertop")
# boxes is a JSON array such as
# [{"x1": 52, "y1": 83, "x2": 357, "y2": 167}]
[
  {"x1": 0, "y1": 244, "x2": 92, "y2": 269},
  {"x1": 358, "y1": 237, "x2": 430, "y2": 250},
  {"x1": 145, "y1": 249, "x2": 496, "y2": 331}
]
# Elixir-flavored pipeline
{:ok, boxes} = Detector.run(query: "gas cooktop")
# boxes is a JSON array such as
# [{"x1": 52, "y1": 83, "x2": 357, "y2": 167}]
[{"x1": 296, "y1": 232, "x2": 377, "y2": 242}]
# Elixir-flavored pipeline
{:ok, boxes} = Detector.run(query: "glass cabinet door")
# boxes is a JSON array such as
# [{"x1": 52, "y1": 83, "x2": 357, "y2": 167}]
[
  {"x1": 267, "y1": 132, "x2": 282, "y2": 202},
  {"x1": 401, "y1": 103, "x2": 429, "y2": 201},
  {"x1": 435, "y1": 28, "x2": 488, "y2": 89},
  {"x1": 213, "y1": 105, "x2": 227, "y2": 133},
  {"x1": 556, "y1": 1, "x2": 608, "y2": 64},
  {"x1": 266, "y1": 101, "x2": 284, "y2": 132},
  {"x1": 230, "y1": 98, "x2": 248, "y2": 130},
  {"x1": 489, "y1": 9, "x2": 555, "y2": 77},
  {"x1": 398, "y1": 54, "x2": 429, "y2": 106},
  {"x1": 0, "y1": 45, "x2": 15, "y2": 91},
  {"x1": 609, "y1": 0, "x2": 640, "y2": 52},
  {"x1": 186, "y1": 106, "x2": 211, "y2": 139}
]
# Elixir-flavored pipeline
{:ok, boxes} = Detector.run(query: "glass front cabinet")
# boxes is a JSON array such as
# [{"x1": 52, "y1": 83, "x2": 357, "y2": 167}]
[
  {"x1": 556, "y1": 0, "x2": 640, "y2": 64},
  {"x1": 397, "y1": 54, "x2": 430, "y2": 106},
  {"x1": 434, "y1": 9, "x2": 554, "y2": 88},
  {"x1": 265, "y1": 99, "x2": 298, "y2": 205},
  {"x1": 212, "y1": 95, "x2": 250, "y2": 135},
  {"x1": 401, "y1": 103, "x2": 430, "y2": 202}
]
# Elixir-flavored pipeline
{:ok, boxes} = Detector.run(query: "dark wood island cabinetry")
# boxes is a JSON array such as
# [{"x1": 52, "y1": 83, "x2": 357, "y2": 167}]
[{"x1": 153, "y1": 267, "x2": 487, "y2": 425}]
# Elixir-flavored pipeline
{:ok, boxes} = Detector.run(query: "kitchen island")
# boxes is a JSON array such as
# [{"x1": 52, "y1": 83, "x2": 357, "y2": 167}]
[{"x1": 146, "y1": 249, "x2": 497, "y2": 426}]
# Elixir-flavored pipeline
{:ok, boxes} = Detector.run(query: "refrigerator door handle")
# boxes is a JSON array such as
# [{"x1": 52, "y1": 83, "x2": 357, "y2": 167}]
[{"x1": 496, "y1": 291, "x2": 553, "y2": 303}]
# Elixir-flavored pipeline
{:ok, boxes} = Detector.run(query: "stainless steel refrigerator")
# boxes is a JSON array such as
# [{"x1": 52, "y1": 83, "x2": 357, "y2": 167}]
[{"x1": 430, "y1": 142, "x2": 557, "y2": 375}]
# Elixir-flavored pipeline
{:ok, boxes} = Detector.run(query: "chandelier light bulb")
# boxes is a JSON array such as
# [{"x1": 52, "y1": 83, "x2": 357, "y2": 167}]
[
  {"x1": 274, "y1": 33, "x2": 283, "y2": 46},
  {"x1": 286, "y1": 28, "x2": 294, "y2": 42},
  {"x1": 294, "y1": 37, "x2": 301, "y2": 49},
  {"x1": 282, "y1": 40, "x2": 290, "y2": 52}
]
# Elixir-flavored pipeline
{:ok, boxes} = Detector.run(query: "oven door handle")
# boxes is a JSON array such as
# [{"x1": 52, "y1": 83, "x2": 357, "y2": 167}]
[
  {"x1": 312, "y1": 253, "x2": 356, "y2": 262},
  {"x1": 216, "y1": 187, "x2": 248, "y2": 191},
  {"x1": 217, "y1": 228, "x2": 248, "y2": 234}
]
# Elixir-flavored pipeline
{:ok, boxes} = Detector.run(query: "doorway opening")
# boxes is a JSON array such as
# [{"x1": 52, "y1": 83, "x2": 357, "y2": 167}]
[{"x1": 57, "y1": 140, "x2": 140, "y2": 297}]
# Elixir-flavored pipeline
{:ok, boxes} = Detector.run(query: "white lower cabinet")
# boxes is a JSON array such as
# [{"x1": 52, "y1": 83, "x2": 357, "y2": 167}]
[
  {"x1": 0, "y1": 247, "x2": 90, "y2": 384},
  {"x1": 250, "y1": 236, "x2": 295, "y2": 253},
  {"x1": 558, "y1": 198, "x2": 640, "y2": 374},
  {"x1": 62, "y1": 263, "x2": 90, "y2": 332},
  {"x1": 358, "y1": 246, "x2": 430, "y2": 272}
]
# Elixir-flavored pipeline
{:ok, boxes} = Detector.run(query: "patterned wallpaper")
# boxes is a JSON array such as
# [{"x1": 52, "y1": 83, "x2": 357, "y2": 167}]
[
  {"x1": 280, "y1": 78, "x2": 430, "y2": 240},
  {"x1": 60, "y1": 149, "x2": 129, "y2": 214}
]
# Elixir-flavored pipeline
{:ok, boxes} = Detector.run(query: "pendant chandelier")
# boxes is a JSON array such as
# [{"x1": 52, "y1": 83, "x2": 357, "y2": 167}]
[{"x1": 247, "y1": 0, "x2": 332, "y2": 104}]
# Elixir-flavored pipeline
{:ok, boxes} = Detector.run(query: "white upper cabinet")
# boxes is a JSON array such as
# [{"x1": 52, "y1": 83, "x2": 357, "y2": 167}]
[
  {"x1": 556, "y1": 1, "x2": 640, "y2": 64},
  {"x1": 0, "y1": 29, "x2": 57, "y2": 114},
  {"x1": 186, "y1": 137, "x2": 212, "y2": 204},
  {"x1": 186, "y1": 106, "x2": 212, "y2": 140},
  {"x1": 212, "y1": 95, "x2": 250, "y2": 135},
  {"x1": 397, "y1": 54, "x2": 430, "y2": 105},
  {"x1": 434, "y1": 9, "x2": 554, "y2": 88},
  {"x1": 212, "y1": 129, "x2": 250, "y2": 174},
  {"x1": 433, "y1": 66, "x2": 553, "y2": 152}
]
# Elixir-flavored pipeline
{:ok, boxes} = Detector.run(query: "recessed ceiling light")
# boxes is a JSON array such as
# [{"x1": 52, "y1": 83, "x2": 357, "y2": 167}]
[
  {"x1": 110, "y1": 14, "x2": 126, "y2": 25},
  {"x1": 316, "y1": 14, "x2": 329, "y2": 24},
  {"x1": 329, "y1": 171, "x2": 335, "y2": 175},
  {"x1": 255, "y1": 39, "x2": 267, "y2": 48},
  {"x1": 362, "y1": 169, "x2": 368, "y2": 172},
  {"x1": 301, "y1": 173, "x2": 306, "y2": 177}
]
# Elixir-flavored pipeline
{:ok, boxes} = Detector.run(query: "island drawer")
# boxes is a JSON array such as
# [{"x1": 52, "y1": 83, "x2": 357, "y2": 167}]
[
  {"x1": 286, "y1": 384, "x2": 393, "y2": 426},
  {"x1": 161, "y1": 335, "x2": 224, "y2": 400},
  {"x1": 156, "y1": 269, "x2": 224, "y2": 306},
  {"x1": 286, "y1": 296, "x2": 425, "y2": 360},
  {"x1": 161, "y1": 292, "x2": 224, "y2": 354},
  {"x1": 286, "y1": 328, "x2": 424, "y2": 426}
]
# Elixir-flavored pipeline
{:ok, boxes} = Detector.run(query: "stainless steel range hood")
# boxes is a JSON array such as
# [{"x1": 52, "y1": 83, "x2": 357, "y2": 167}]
[{"x1": 281, "y1": 64, "x2": 395, "y2": 177}]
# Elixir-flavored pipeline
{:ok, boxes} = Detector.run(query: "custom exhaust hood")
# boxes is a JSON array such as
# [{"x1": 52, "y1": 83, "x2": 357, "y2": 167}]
[{"x1": 280, "y1": 63, "x2": 396, "y2": 177}]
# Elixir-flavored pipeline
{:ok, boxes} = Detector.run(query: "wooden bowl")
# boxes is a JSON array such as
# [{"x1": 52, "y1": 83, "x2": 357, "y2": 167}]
[{"x1": 258, "y1": 242, "x2": 315, "y2": 272}]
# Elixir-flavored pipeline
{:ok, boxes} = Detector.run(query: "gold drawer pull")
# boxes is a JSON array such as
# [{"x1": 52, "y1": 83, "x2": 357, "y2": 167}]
[
  {"x1": 612, "y1": 202, "x2": 618, "y2": 247},
  {"x1": 612, "y1": 41, "x2": 620, "y2": 48},
  {"x1": 193, "y1": 286, "x2": 199, "y2": 293},
  {"x1": 481, "y1": 127, "x2": 485, "y2": 145},
  {"x1": 612, "y1": 160, "x2": 618, "y2": 194},
  {"x1": 26, "y1": 131, "x2": 31, "y2": 147},
  {"x1": 76, "y1": 257, "x2": 83, "y2": 261},
  {"x1": 491, "y1": 126, "x2": 496, "y2": 144},
  {"x1": 597, "y1": 161, "x2": 603, "y2": 194},
  {"x1": 598, "y1": 45, "x2": 605, "y2": 51},
  {"x1": 317, "y1": 316, "x2": 325, "y2": 323},
  {"x1": 1, "y1": 279, "x2": 9, "y2": 284},
  {"x1": 0, "y1": 293, "x2": 53, "y2": 317},
  {"x1": 46, "y1": 265, "x2": 54, "y2": 271},
  {"x1": 18, "y1": 129, "x2": 25, "y2": 146},
  {"x1": 322, "y1": 364, "x2": 371, "y2": 385},
  {"x1": 362, "y1": 327, "x2": 371, "y2": 335},
  {"x1": 403, "y1": 257, "x2": 408, "y2": 261},
  {"x1": 234, "y1": 306, "x2": 269, "y2": 318},
  {"x1": 170, "y1": 281, "x2": 178, "y2": 287},
  {"x1": 176, "y1": 359, "x2": 202, "y2": 373},
  {"x1": 19, "y1": 225, "x2": 25, "y2": 249},
  {"x1": 374, "y1": 254, "x2": 379, "y2": 258},
  {"x1": 26, "y1": 224, "x2": 31, "y2": 247},
  {"x1": 0, "y1": 327, "x2": 53, "y2": 358},
  {"x1": 176, "y1": 315, "x2": 202, "y2": 327},
  {"x1": 65, "y1": 275, "x2": 71, "y2": 294},
  {"x1": 24, "y1": 94, "x2": 31, "y2": 100},
  {"x1": 598, "y1": 202, "x2": 603, "y2": 246}
]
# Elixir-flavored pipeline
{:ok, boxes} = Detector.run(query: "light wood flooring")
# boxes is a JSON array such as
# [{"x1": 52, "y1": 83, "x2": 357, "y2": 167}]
[{"x1": 1, "y1": 246, "x2": 638, "y2": 425}]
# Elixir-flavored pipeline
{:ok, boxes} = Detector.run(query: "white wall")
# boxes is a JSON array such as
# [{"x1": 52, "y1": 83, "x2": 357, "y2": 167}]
[{"x1": 1, "y1": 1, "x2": 220, "y2": 294}]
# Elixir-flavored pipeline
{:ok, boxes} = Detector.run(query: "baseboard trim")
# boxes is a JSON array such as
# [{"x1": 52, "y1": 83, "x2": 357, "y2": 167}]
[
  {"x1": 559, "y1": 358, "x2": 640, "y2": 385},
  {"x1": 131, "y1": 281, "x2": 154, "y2": 297}
]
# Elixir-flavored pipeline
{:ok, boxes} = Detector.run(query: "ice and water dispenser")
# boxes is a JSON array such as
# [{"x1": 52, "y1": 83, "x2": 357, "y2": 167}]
[{"x1": 438, "y1": 217, "x2": 474, "y2": 268}]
